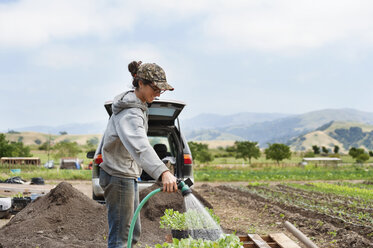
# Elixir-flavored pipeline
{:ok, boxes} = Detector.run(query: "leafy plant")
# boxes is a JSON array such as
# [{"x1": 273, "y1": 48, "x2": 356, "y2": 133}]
[
  {"x1": 148, "y1": 234, "x2": 243, "y2": 248},
  {"x1": 160, "y1": 208, "x2": 221, "y2": 231}
]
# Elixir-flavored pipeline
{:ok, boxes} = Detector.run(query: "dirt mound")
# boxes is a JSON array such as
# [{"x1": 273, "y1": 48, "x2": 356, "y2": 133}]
[
  {"x1": 0, "y1": 182, "x2": 108, "y2": 248},
  {"x1": 0, "y1": 182, "x2": 213, "y2": 248}
]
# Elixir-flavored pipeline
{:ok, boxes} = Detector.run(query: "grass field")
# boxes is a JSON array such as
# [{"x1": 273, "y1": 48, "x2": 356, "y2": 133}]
[
  {"x1": 209, "y1": 153, "x2": 373, "y2": 165},
  {"x1": 0, "y1": 163, "x2": 91, "y2": 181},
  {"x1": 1, "y1": 147, "x2": 372, "y2": 182},
  {"x1": 194, "y1": 164, "x2": 373, "y2": 181},
  {"x1": 30, "y1": 150, "x2": 92, "y2": 166}
]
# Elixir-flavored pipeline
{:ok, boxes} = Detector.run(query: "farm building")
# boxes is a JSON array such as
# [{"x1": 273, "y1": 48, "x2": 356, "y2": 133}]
[{"x1": 302, "y1": 157, "x2": 341, "y2": 166}]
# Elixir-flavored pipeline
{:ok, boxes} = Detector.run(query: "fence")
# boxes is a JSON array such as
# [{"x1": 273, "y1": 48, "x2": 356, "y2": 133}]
[{"x1": 0, "y1": 157, "x2": 41, "y2": 166}]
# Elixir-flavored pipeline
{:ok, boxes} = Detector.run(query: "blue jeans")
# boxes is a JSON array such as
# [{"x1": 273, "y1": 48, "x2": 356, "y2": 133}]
[{"x1": 99, "y1": 169, "x2": 141, "y2": 248}]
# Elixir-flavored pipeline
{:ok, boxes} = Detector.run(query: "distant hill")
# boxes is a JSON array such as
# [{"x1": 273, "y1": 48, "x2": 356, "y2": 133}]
[
  {"x1": 5, "y1": 121, "x2": 108, "y2": 135},
  {"x1": 182, "y1": 112, "x2": 290, "y2": 131},
  {"x1": 287, "y1": 121, "x2": 373, "y2": 152},
  {"x1": 4, "y1": 132, "x2": 102, "y2": 146},
  {"x1": 185, "y1": 108, "x2": 373, "y2": 147},
  {"x1": 4, "y1": 108, "x2": 373, "y2": 151}
]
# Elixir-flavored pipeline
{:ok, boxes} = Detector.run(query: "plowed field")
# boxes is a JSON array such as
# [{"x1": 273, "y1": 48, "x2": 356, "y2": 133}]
[{"x1": 195, "y1": 181, "x2": 373, "y2": 248}]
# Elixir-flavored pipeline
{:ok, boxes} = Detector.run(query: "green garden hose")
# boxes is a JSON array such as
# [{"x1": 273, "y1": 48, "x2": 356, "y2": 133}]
[
  {"x1": 127, "y1": 187, "x2": 162, "y2": 248},
  {"x1": 127, "y1": 179, "x2": 192, "y2": 247}
]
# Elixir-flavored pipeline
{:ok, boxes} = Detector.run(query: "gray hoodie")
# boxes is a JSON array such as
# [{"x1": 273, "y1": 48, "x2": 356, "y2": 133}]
[{"x1": 99, "y1": 90, "x2": 169, "y2": 180}]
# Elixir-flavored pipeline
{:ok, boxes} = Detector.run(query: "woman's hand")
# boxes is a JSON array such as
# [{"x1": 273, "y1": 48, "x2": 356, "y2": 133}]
[{"x1": 161, "y1": 171, "x2": 178, "y2": 193}]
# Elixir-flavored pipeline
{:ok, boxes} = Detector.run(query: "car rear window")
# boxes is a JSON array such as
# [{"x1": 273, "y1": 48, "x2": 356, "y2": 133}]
[
  {"x1": 149, "y1": 136, "x2": 170, "y2": 149},
  {"x1": 148, "y1": 107, "x2": 176, "y2": 117},
  {"x1": 148, "y1": 136, "x2": 176, "y2": 158}
]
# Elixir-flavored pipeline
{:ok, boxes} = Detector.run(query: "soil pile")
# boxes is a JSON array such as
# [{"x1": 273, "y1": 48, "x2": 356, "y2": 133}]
[
  {"x1": 0, "y1": 182, "x2": 108, "y2": 248},
  {"x1": 0, "y1": 182, "x2": 212, "y2": 248}
]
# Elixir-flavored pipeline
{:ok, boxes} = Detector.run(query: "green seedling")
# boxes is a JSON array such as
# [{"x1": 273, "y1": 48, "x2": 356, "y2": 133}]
[
  {"x1": 246, "y1": 225, "x2": 257, "y2": 234},
  {"x1": 328, "y1": 231, "x2": 337, "y2": 237}
]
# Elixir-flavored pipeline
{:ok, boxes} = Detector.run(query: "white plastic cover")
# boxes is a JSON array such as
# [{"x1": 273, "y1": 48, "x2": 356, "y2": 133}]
[{"x1": 0, "y1": 198, "x2": 12, "y2": 211}]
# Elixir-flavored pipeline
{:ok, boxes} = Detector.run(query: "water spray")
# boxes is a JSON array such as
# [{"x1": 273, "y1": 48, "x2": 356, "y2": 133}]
[{"x1": 127, "y1": 178, "x2": 193, "y2": 248}]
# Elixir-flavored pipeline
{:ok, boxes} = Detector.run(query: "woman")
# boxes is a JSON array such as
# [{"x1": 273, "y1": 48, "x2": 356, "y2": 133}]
[{"x1": 99, "y1": 61, "x2": 178, "y2": 248}]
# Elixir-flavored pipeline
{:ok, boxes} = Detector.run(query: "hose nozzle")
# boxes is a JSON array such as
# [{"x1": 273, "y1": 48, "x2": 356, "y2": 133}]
[{"x1": 177, "y1": 178, "x2": 193, "y2": 197}]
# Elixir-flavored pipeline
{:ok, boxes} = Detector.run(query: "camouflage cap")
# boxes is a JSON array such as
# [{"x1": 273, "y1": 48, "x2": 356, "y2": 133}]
[{"x1": 137, "y1": 63, "x2": 174, "y2": 91}]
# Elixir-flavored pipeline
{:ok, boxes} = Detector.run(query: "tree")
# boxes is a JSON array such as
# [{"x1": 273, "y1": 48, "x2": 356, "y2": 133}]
[
  {"x1": 59, "y1": 131, "x2": 68, "y2": 135},
  {"x1": 312, "y1": 145, "x2": 320, "y2": 155},
  {"x1": 188, "y1": 142, "x2": 213, "y2": 163},
  {"x1": 369, "y1": 151, "x2": 373, "y2": 157},
  {"x1": 225, "y1": 145, "x2": 236, "y2": 157},
  {"x1": 321, "y1": 146, "x2": 329, "y2": 154},
  {"x1": 333, "y1": 145, "x2": 340, "y2": 154},
  {"x1": 53, "y1": 141, "x2": 81, "y2": 160},
  {"x1": 0, "y1": 134, "x2": 32, "y2": 157},
  {"x1": 86, "y1": 137, "x2": 99, "y2": 151},
  {"x1": 348, "y1": 147, "x2": 364, "y2": 158},
  {"x1": 197, "y1": 149, "x2": 213, "y2": 163},
  {"x1": 264, "y1": 143, "x2": 291, "y2": 165},
  {"x1": 356, "y1": 153, "x2": 370, "y2": 163},
  {"x1": 10, "y1": 142, "x2": 31, "y2": 157},
  {"x1": 7, "y1": 130, "x2": 20, "y2": 134},
  {"x1": 234, "y1": 141, "x2": 261, "y2": 164},
  {"x1": 349, "y1": 147, "x2": 369, "y2": 163},
  {"x1": 0, "y1": 134, "x2": 13, "y2": 157},
  {"x1": 38, "y1": 142, "x2": 49, "y2": 150}
]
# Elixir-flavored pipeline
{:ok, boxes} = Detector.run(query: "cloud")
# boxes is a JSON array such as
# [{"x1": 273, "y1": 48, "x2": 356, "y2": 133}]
[
  {"x1": 0, "y1": 0, "x2": 136, "y2": 47},
  {"x1": 1, "y1": 0, "x2": 373, "y2": 53},
  {"x1": 202, "y1": 0, "x2": 373, "y2": 52},
  {"x1": 32, "y1": 45, "x2": 95, "y2": 68},
  {"x1": 119, "y1": 43, "x2": 165, "y2": 64}
]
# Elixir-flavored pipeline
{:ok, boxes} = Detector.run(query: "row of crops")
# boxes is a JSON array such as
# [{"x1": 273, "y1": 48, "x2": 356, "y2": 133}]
[{"x1": 245, "y1": 181, "x2": 373, "y2": 239}]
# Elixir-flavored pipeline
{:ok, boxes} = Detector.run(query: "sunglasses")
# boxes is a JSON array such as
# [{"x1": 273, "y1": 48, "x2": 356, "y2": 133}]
[{"x1": 148, "y1": 84, "x2": 166, "y2": 94}]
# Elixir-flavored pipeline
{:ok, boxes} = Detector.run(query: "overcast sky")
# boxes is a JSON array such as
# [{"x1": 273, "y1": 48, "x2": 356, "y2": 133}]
[{"x1": 1, "y1": 0, "x2": 373, "y2": 132}]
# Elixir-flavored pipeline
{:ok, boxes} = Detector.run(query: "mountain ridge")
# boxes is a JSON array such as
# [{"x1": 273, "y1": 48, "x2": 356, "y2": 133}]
[{"x1": 3, "y1": 108, "x2": 373, "y2": 150}]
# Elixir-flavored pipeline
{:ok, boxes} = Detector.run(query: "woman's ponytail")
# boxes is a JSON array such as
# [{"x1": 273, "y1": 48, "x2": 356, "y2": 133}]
[{"x1": 128, "y1": 61, "x2": 142, "y2": 88}]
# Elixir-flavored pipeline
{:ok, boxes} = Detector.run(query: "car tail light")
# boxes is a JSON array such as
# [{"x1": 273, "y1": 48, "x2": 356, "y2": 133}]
[
  {"x1": 184, "y1": 154, "x2": 193, "y2": 165},
  {"x1": 95, "y1": 154, "x2": 103, "y2": 165}
]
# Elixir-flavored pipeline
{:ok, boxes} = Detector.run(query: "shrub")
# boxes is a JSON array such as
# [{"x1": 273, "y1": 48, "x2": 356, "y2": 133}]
[{"x1": 303, "y1": 151, "x2": 315, "y2": 158}]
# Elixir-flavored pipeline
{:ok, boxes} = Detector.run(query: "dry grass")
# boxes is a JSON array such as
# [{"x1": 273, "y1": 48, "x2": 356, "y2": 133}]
[
  {"x1": 198, "y1": 140, "x2": 236, "y2": 149},
  {"x1": 5, "y1": 132, "x2": 102, "y2": 146}
]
